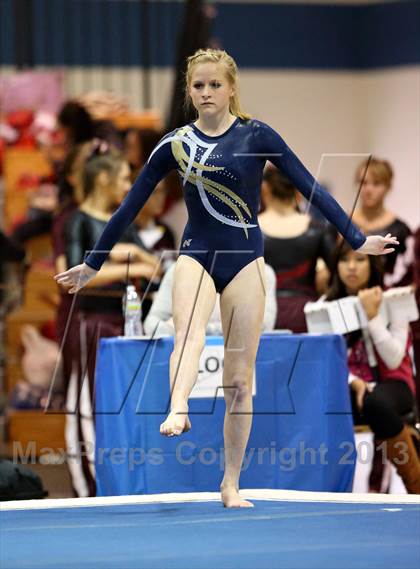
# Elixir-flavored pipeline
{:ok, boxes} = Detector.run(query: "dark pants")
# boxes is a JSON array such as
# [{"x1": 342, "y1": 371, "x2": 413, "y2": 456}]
[
  {"x1": 63, "y1": 309, "x2": 123, "y2": 497},
  {"x1": 351, "y1": 380, "x2": 415, "y2": 439}
]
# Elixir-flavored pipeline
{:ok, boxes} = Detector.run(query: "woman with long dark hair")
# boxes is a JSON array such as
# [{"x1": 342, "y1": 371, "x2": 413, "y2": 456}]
[
  {"x1": 326, "y1": 242, "x2": 419, "y2": 493},
  {"x1": 259, "y1": 166, "x2": 336, "y2": 332}
]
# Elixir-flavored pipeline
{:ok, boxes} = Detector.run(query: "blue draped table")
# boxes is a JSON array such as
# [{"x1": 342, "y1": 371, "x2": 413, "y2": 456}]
[{"x1": 95, "y1": 334, "x2": 355, "y2": 496}]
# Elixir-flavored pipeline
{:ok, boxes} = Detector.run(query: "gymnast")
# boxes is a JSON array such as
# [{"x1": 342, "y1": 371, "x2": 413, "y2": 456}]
[{"x1": 55, "y1": 48, "x2": 398, "y2": 508}]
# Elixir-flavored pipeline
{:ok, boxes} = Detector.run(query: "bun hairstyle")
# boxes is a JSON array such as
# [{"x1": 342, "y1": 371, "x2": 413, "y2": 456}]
[
  {"x1": 82, "y1": 139, "x2": 125, "y2": 197},
  {"x1": 184, "y1": 48, "x2": 251, "y2": 121},
  {"x1": 356, "y1": 156, "x2": 394, "y2": 189},
  {"x1": 263, "y1": 166, "x2": 296, "y2": 202}
]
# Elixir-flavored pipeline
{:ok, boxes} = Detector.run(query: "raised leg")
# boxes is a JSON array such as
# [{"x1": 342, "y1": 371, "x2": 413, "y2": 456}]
[{"x1": 160, "y1": 255, "x2": 217, "y2": 436}]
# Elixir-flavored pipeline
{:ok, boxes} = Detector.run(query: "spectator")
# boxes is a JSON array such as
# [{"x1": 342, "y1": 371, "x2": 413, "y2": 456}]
[
  {"x1": 61, "y1": 144, "x2": 159, "y2": 496},
  {"x1": 353, "y1": 157, "x2": 413, "y2": 287},
  {"x1": 326, "y1": 241, "x2": 420, "y2": 494},
  {"x1": 259, "y1": 166, "x2": 336, "y2": 332},
  {"x1": 123, "y1": 128, "x2": 162, "y2": 180},
  {"x1": 58, "y1": 100, "x2": 121, "y2": 155},
  {"x1": 52, "y1": 142, "x2": 93, "y2": 416}
]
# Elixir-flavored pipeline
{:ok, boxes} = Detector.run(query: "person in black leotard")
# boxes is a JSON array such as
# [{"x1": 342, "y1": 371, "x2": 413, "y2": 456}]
[
  {"x1": 55, "y1": 48, "x2": 398, "y2": 508},
  {"x1": 259, "y1": 166, "x2": 336, "y2": 332},
  {"x1": 61, "y1": 145, "x2": 161, "y2": 497}
]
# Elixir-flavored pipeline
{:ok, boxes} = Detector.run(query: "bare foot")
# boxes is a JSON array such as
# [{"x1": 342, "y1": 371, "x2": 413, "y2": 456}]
[
  {"x1": 160, "y1": 411, "x2": 191, "y2": 437},
  {"x1": 220, "y1": 485, "x2": 254, "y2": 508}
]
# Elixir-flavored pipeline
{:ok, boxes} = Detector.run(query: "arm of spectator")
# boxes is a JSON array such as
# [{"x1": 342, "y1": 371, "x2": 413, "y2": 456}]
[
  {"x1": 87, "y1": 262, "x2": 158, "y2": 287},
  {"x1": 109, "y1": 242, "x2": 160, "y2": 268},
  {"x1": 55, "y1": 260, "x2": 159, "y2": 293},
  {"x1": 367, "y1": 314, "x2": 408, "y2": 370}
]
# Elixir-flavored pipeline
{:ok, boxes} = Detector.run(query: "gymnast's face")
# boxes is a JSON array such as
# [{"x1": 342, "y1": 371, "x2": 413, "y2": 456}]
[
  {"x1": 188, "y1": 62, "x2": 235, "y2": 118},
  {"x1": 338, "y1": 250, "x2": 371, "y2": 294}
]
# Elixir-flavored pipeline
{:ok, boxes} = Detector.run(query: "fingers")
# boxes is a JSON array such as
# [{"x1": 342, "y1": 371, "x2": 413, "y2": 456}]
[
  {"x1": 55, "y1": 275, "x2": 75, "y2": 286},
  {"x1": 55, "y1": 276, "x2": 71, "y2": 285},
  {"x1": 54, "y1": 270, "x2": 76, "y2": 284},
  {"x1": 54, "y1": 272, "x2": 69, "y2": 281},
  {"x1": 377, "y1": 234, "x2": 398, "y2": 255},
  {"x1": 381, "y1": 234, "x2": 399, "y2": 245},
  {"x1": 54, "y1": 271, "x2": 81, "y2": 293}
]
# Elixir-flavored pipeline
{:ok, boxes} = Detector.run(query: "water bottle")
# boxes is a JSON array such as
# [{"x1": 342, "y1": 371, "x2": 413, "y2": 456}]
[{"x1": 123, "y1": 284, "x2": 143, "y2": 336}]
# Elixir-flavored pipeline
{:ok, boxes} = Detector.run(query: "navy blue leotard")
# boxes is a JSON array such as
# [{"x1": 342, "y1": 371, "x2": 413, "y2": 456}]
[{"x1": 84, "y1": 118, "x2": 366, "y2": 292}]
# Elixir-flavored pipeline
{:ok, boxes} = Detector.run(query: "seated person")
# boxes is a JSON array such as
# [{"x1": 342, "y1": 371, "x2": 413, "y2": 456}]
[
  {"x1": 325, "y1": 241, "x2": 420, "y2": 494},
  {"x1": 259, "y1": 166, "x2": 336, "y2": 332},
  {"x1": 144, "y1": 262, "x2": 277, "y2": 336}
]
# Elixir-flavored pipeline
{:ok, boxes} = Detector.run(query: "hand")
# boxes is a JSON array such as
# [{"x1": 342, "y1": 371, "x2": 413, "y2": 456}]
[
  {"x1": 54, "y1": 263, "x2": 98, "y2": 294},
  {"x1": 351, "y1": 378, "x2": 374, "y2": 410},
  {"x1": 358, "y1": 286, "x2": 383, "y2": 320},
  {"x1": 356, "y1": 233, "x2": 399, "y2": 255}
]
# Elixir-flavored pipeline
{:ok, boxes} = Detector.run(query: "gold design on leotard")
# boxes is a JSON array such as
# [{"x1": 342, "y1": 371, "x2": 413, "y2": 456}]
[
  {"x1": 171, "y1": 127, "x2": 223, "y2": 173},
  {"x1": 171, "y1": 127, "x2": 253, "y2": 237}
]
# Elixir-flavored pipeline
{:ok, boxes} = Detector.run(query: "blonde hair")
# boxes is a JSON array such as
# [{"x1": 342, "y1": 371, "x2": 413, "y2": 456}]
[
  {"x1": 356, "y1": 156, "x2": 393, "y2": 188},
  {"x1": 184, "y1": 48, "x2": 251, "y2": 121}
]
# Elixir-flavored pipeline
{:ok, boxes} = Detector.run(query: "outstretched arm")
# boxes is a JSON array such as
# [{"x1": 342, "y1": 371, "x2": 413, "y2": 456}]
[
  {"x1": 253, "y1": 121, "x2": 398, "y2": 254},
  {"x1": 55, "y1": 132, "x2": 177, "y2": 293}
]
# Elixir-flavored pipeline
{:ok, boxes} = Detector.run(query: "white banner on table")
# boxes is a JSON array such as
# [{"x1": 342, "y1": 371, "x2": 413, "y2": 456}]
[{"x1": 190, "y1": 345, "x2": 256, "y2": 399}]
